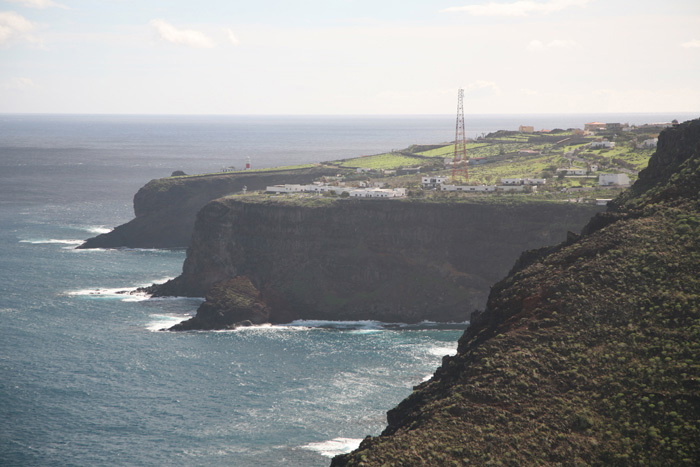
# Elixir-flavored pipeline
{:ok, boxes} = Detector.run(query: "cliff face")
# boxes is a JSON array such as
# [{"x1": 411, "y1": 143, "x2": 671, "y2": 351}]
[
  {"x1": 77, "y1": 166, "x2": 340, "y2": 249},
  {"x1": 153, "y1": 197, "x2": 601, "y2": 325},
  {"x1": 332, "y1": 119, "x2": 700, "y2": 466}
]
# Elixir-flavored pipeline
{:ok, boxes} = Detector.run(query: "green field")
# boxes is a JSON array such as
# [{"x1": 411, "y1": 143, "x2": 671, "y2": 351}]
[
  {"x1": 166, "y1": 163, "x2": 320, "y2": 180},
  {"x1": 164, "y1": 125, "x2": 656, "y2": 199},
  {"x1": 333, "y1": 152, "x2": 427, "y2": 170}
]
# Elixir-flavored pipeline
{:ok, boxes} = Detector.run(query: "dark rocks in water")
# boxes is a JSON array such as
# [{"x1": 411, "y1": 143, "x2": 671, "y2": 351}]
[
  {"x1": 331, "y1": 119, "x2": 700, "y2": 466},
  {"x1": 170, "y1": 170, "x2": 187, "y2": 177},
  {"x1": 169, "y1": 276, "x2": 270, "y2": 331}
]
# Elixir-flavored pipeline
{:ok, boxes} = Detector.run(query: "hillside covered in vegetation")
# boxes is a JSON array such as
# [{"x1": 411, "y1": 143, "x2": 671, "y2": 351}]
[{"x1": 332, "y1": 120, "x2": 700, "y2": 466}]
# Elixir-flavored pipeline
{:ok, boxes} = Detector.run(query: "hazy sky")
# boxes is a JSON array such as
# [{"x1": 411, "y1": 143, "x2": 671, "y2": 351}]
[{"x1": 1, "y1": 0, "x2": 699, "y2": 114}]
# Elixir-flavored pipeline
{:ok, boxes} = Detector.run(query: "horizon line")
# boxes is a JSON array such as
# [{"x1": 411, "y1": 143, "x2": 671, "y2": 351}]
[{"x1": 1, "y1": 111, "x2": 697, "y2": 117}]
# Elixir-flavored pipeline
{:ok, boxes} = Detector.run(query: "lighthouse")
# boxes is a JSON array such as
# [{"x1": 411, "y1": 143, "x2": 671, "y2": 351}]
[{"x1": 245, "y1": 156, "x2": 251, "y2": 170}]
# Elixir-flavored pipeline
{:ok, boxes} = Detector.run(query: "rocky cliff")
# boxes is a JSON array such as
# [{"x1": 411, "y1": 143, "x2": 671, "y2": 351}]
[
  {"x1": 331, "y1": 119, "x2": 700, "y2": 466},
  {"x1": 152, "y1": 196, "x2": 601, "y2": 327},
  {"x1": 77, "y1": 166, "x2": 340, "y2": 249}
]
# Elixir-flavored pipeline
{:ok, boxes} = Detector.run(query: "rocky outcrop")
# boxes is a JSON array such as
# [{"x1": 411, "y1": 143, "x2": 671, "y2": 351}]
[
  {"x1": 331, "y1": 119, "x2": 700, "y2": 466},
  {"x1": 169, "y1": 276, "x2": 270, "y2": 331},
  {"x1": 153, "y1": 196, "x2": 602, "y2": 326},
  {"x1": 77, "y1": 166, "x2": 340, "y2": 249}
]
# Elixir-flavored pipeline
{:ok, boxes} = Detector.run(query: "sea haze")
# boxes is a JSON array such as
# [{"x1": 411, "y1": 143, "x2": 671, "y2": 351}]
[{"x1": 0, "y1": 113, "x2": 695, "y2": 466}]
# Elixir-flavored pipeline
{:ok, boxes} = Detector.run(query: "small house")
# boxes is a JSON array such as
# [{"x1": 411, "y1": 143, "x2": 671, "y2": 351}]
[
  {"x1": 421, "y1": 176, "x2": 448, "y2": 189},
  {"x1": 599, "y1": 173, "x2": 631, "y2": 186}
]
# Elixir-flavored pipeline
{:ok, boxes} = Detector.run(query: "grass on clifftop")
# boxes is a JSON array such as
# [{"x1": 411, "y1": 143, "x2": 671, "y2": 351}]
[{"x1": 332, "y1": 152, "x2": 428, "y2": 169}]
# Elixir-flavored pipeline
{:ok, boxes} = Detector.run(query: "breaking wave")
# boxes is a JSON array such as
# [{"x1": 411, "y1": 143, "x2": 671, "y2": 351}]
[{"x1": 299, "y1": 437, "x2": 363, "y2": 458}]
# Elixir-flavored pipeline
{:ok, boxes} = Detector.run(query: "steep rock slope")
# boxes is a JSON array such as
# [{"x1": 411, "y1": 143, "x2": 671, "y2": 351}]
[
  {"x1": 153, "y1": 197, "x2": 600, "y2": 326},
  {"x1": 78, "y1": 166, "x2": 339, "y2": 249},
  {"x1": 332, "y1": 119, "x2": 700, "y2": 466}
]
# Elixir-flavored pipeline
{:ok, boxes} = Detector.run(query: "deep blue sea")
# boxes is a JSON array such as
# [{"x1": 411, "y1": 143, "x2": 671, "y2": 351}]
[{"x1": 1, "y1": 113, "x2": 696, "y2": 466}]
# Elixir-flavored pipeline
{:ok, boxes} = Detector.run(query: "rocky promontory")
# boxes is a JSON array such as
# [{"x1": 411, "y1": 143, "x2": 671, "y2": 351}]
[
  {"x1": 332, "y1": 120, "x2": 700, "y2": 465},
  {"x1": 78, "y1": 166, "x2": 341, "y2": 249},
  {"x1": 151, "y1": 196, "x2": 602, "y2": 328}
]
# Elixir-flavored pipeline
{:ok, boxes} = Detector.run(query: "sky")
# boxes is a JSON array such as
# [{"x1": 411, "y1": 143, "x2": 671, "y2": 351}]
[{"x1": 1, "y1": 0, "x2": 699, "y2": 115}]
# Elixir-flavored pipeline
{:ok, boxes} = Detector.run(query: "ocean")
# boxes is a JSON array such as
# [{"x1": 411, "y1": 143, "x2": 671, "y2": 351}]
[{"x1": 1, "y1": 113, "x2": 696, "y2": 466}]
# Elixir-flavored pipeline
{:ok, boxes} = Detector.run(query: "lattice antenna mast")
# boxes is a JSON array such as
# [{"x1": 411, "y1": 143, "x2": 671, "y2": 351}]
[{"x1": 451, "y1": 89, "x2": 469, "y2": 183}]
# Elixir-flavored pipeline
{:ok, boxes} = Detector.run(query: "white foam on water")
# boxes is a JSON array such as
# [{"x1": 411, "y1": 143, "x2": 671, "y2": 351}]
[
  {"x1": 65, "y1": 277, "x2": 174, "y2": 302},
  {"x1": 421, "y1": 373, "x2": 434, "y2": 382},
  {"x1": 348, "y1": 329, "x2": 383, "y2": 335},
  {"x1": 70, "y1": 247, "x2": 106, "y2": 253},
  {"x1": 20, "y1": 238, "x2": 84, "y2": 245},
  {"x1": 215, "y1": 323, "x2": 307, "y2": 334},
  {"x1": 288, "y1": 319, "x2": 384, "y2": 330},
  {"x1": 147, "y1": 296, "x2": 204, "y2": 302},
  {"x1": 65, "y1": 286, "x2": 144, "y2": 300},
  {"x1": 427, "y1": 345, "x2": 458, "y2": 357},
  {"x1": 300, "y1": 437, "x2": 363, "y2": 458},
  {"x1": 65, "y1": 277, "x2": 178, "y2": 302},
  {"x1": 84, "y1": 226, "x2": 112, "y2": 234},
  {"x1": 136, "y1": 277, "x2": 175, "y2": 288},
  {"x1": 146, "y1": 314, "x2": 192, "y2": 332}
]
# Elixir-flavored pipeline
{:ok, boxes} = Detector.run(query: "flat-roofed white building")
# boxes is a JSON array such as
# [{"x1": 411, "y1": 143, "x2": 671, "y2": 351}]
[
  {"x1": 501, "y1": 178, "x2": 545, "y2": 186},
  {"x1": 441, "y1": 185, "x2": 497, "y2": 192},
  {"x1": 599, "y1": 173, "x2": 631, "y2": 186},
  {"x1": 421, "y1": 176, "x2": 448, "y2": 188},
  {"x1": 349, "y1": 188, "x2": 406, "y2": 198},
  {"x1": 501, "y1": 178, "x2": 522, "y2": 185},
  {"x1": 266, "y1": 184, "x2": 307, "y2": 193},
  {"x1": 557, "y1": 168, "x2": 587, "y2": 176},
  {"x1": 591, "y1": 140, "x2": 616, "y2": 149}
]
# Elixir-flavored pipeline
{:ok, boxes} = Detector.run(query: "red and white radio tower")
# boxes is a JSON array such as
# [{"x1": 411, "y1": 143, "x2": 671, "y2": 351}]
[{"x1": 451, "y1": 88, "x2": 469, "y2": 183}]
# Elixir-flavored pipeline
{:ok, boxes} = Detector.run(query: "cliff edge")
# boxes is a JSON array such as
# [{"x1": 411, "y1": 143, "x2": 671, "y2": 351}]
[
  {"x1": 152, "y1": 196, "x2": 600, "y2": 327},
  {"x1": 332, "y1": 119, "x2": 700, "y2": 466},
  {"x1": 77, "y1": 166, "x2": 340, "y2": 249}
]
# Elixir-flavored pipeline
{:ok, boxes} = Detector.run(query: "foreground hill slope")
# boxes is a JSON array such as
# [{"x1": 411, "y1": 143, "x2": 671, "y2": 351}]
[{"x1": 332, "y1": 120, "x2": 700, "y2": 466}]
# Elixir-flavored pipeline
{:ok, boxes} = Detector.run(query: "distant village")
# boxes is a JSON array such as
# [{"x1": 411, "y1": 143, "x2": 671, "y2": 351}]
[{"x1": 222, "y1": 119, "x2": 677, "y2": 203}]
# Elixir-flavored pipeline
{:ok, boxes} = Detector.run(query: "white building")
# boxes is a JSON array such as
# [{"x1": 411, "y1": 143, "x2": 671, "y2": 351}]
[
  {"x1": 524, "y1": 178, "x2": 546, "y2": 185},
  {"x1": 557, "y1": 168, "x2": 588, "y2": 176},
  {"x1": 422, "y1": 176, "x2": 448, "y2": 188},
  {"x1": 500, "y1": 178, "x2": 546, "y2": 186},
  {"x1": 356, "y1": 167, "x2": 372, "y2": 173},
  {"x1": 306, "y1": 184, "x2": 342, "y2": 194},
  {"x1": 501, "y1": 178, "x2": 522, "y2": 185},
  {"x1": 642, "y1": 138, "x2": 658, "y2": 148},
  {"x1": 348, "y1": 188, "x2": 406, "y2": 198},
  {"x1": 266, "y1": 184, "x2": 307, "y2": 193},
  {"x1": 590, "y1": 140, "x2": 616, "y2": 149},
  {"x1": 441, "y1": 185, "x2": 497, "y2": 192},
  {"x1": 598, "y1": 173, "x2": 631, "y2": 186}
]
